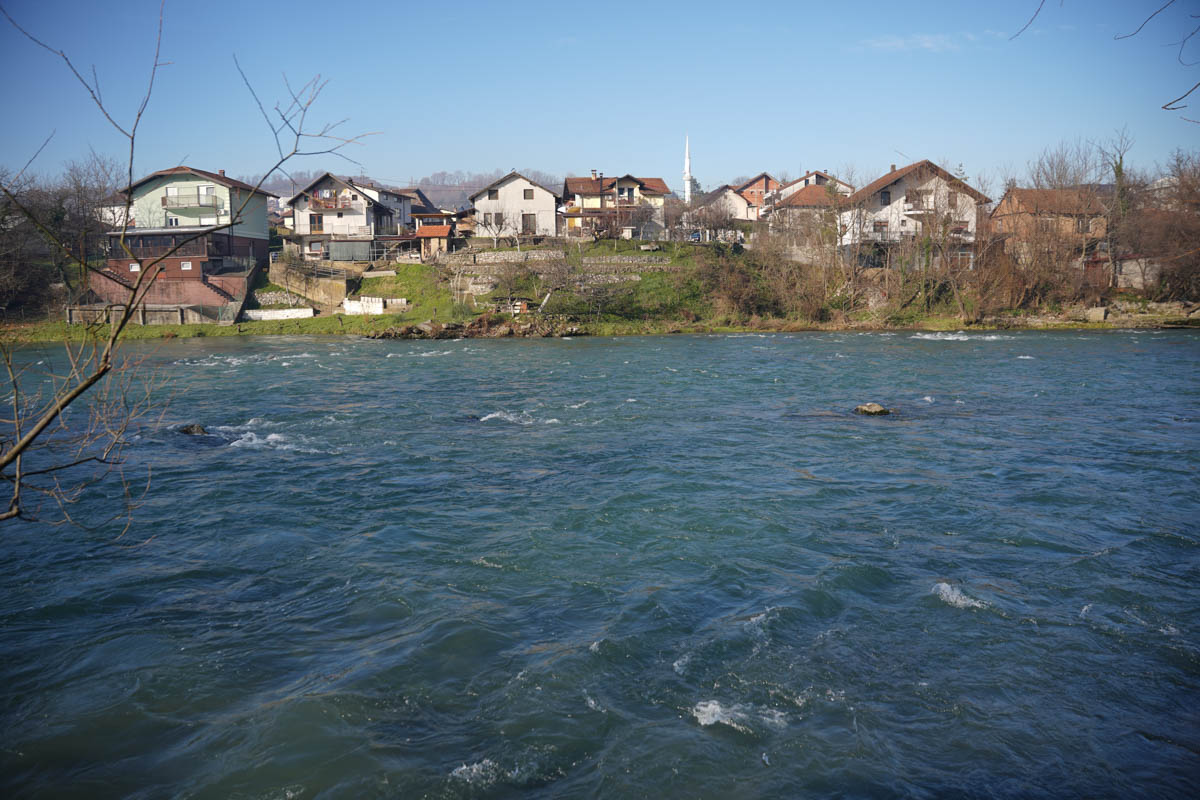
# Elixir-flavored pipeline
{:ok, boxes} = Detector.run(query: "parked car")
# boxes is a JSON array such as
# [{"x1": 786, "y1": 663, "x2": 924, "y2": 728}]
[{"x1": 688, "y1": 231, "x2": 702, "y2": 242}]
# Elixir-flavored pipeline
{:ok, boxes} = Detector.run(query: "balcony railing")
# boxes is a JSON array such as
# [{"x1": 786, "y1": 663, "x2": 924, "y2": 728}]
[
  {"x1": 308, "y1": 196, "x2": 361, "y2": 211},
  {"x1": 162, "y1": 193, "x2": 223, "y2": 209}
]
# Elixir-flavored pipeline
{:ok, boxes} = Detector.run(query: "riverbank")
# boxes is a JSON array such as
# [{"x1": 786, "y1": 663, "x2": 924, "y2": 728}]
[{"x1": 3, "y1": 303, "x2": 1196, "y2": 344}]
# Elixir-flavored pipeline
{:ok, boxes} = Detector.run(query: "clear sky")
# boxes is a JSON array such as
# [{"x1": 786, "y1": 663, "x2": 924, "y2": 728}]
[{"x1": 1, "y1": 0, "x2": 1197, "y2": 195}]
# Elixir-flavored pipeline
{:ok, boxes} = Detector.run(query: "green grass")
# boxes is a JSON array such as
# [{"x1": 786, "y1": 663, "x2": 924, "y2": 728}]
[{"x1": 355, "y1": 263, "x2": 464, "y2": 322}]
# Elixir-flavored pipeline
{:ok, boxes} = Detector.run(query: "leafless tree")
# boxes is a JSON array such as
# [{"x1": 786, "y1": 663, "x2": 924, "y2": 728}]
[{"x1": 0, "y1": 2, "x2": 369, "y2": 526}]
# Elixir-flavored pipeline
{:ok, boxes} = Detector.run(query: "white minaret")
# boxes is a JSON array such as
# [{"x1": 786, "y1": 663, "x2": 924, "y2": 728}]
[{"x1": 683, "y1": 135, "x2": 693, "y2": 204}]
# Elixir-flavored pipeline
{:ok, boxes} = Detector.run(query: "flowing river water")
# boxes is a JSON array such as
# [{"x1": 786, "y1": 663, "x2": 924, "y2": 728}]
[{"x1": 2, "y1": 330, "x2": 1198, "y2": 797}]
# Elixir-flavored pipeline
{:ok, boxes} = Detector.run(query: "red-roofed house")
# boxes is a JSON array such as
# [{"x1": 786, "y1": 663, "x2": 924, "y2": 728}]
[
  {"x1": 989, "y1": 187, "x2": 1108, "y2": 261},
  {"x1": 561, "y1": 170, "x2": 670, "y2": 239},
  {"x1": 734, "y1": 173, "x2": 780, "y2": 216},
  {"x1": 286, "y1": 172, "x2": 415, "y2": 262},
  {"x1": 766, "y1": 170, "x2": 853, "y2": 212}
]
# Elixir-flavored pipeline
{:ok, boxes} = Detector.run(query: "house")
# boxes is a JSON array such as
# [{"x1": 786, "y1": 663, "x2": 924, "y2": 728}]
[
  {"x1": 766, "y1": 170, "x2": 853, "y2": 211},
  {"x1": 90, "y1": 166, "x2": 273, "y2": 316},
  {"x1": 286, "y1": 173, "x2": 414, "y2": 262},
  {"x1": 468, "y1": 171, "x2": 559, "y2": 239},
  {"x1": 733, "y1": 173, "x2": 780, "y2": 216},
  {"x1": 989, "y1": 187, "x2": 1108, "y2": 263},
  {"x1": 561, "y1": 170, "x2": 670, "y2": 239},
  {"x1": 691, "y1": 185, "x2": 758, "y2": 223},
  {"x1": 767, "y1": 184, "x2": 843, "y2": 259},
  {"x1": 838, "y1": 160, "x2": 990, "y2": 267}
]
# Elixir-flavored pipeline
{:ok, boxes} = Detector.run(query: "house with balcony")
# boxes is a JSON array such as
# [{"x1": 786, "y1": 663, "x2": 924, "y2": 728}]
[
  {"x1": 88, "y1": 166, "x2": 273, "y2": 318},
  {"x1": 837, "y1": 160, "x2": 990, "y2": 268},
  {"x1": 286, "y1": 173, "x2": 416, "y2": 262},
  {"x1": 469, "y1": 172, "x2": 559, "y2": 239},
  {"x1": 561, "y1": 170, "x2": 670, "y2": 239}
]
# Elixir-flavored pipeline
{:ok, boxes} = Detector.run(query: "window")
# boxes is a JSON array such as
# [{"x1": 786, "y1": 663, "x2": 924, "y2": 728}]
[
  {"x1": 880, "y1": 190, "x2": 891, "y2": 206},
  {"x1": 873, "y1": 220, "x2": 888, "y2": 232},
  {"x1": 129, "y1": 262, "x2": 140, "y2": 272},
  {"x1": 181, "y1": 261, "x2": 192, "y2": 271},
  {"x1": 337, "y1": 212, "x2": 344, "y2": 218},
  {"x1": 352, "y1": 194, "x2": 358, "y2": 200},
  {"x1": 1037, "y1": 218, "x2": 1053, "y2": 233},
  {"x1": 310, "y1": 213, "x2": 323, "y2": 232},
  {"x1": 995, "y1": 220, "x2": 1004, "y2": 233},
  {"x1": 948, "y1": 191, "x2": 960, "y2": 209},
  {"x1": 167, "y1": 216, "x2": 179, "y2": 227},
  {"x1": 524, "y1": 188, "x2": 534, "y2": 200},
  {"x1": 1076, "y1": 217, "x2": 1090, "y2": 234},
  {"x1": 488, "y1": 189, "x2": 499, "y2": 200}
]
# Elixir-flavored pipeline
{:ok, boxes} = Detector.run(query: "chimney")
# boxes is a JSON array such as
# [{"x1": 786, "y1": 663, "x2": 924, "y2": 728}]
[
  {"x1": 591, "y1": 169, "x2": 597, "y2": 179},
  {"x1": 219, "y1": 169, "x2": 225, "y2": 177},
  {"x1": 890, "y1": 164, "x2": 896, "y2": 172}
]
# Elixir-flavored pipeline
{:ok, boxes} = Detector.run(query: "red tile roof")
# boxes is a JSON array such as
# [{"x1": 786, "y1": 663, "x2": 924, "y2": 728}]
[
  {"x1": 564, "y1": 176, "x2": 670, "y2": 196},
  {"x1": 415, "y1": 225, "x2": 451, "y2": 238},
  {"x1": 776, "y1": 184, "x2": 841, "y2": 209}
]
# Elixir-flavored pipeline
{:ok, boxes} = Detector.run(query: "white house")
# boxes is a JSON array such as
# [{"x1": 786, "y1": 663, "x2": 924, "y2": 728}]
[
  {"x1": 692, "y1": 185, "x2": 756, "y2": 221},
  {"x1": 837, "y1": 160, "x2": 989, "y2": 264},
  {"x1": 286, "y1": 173, "x2": 414, "y2": 261},
  {"x1": 468, "y1": 172, "x2": 559, "y2": 238}
]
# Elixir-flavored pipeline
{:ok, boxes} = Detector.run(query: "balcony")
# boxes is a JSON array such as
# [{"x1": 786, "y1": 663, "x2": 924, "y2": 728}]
[
  {"x1": 162, "y1": 192, "x2": 223, "y2": 210},
  {"x1": 308, "y1": 196, "x2": 362, "y2": 211},
  {"x1": 903, "y1": 201, "x2": 934, "y2": 215}
]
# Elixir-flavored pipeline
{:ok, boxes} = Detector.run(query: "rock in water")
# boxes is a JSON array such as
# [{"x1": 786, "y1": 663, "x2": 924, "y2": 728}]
[
  {"x1": 178, "y1": 423, "x2": 208, "y2": 435},
  {"x1": 854, "y1": 403, "x2": 890, "y2": 415}
]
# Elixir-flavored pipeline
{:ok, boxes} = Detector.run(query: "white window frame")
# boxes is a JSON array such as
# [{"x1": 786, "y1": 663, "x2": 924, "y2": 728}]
[
  {"x1": 129, "y1": 262, "x2": 140, "y2": 272},
  {"x1": 180, "y1": 261, "x2": 192, "y2": 271}
]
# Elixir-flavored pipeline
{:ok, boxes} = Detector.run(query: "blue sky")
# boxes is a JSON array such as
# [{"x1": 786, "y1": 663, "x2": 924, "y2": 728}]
[{"x1": 1, "y1": 0, "x2": 1196, "y2": 195}]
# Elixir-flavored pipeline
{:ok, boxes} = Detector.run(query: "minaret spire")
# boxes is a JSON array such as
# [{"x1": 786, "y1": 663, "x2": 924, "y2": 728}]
[{"x1": 683, "y1": 135, "x2": 693, "y2": 204}]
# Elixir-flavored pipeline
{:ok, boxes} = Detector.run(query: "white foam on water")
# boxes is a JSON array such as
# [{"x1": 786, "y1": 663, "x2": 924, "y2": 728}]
[
  {"x1": 954, "y1": 399, "x2": 965, "y2": 405},
  {"x1": 911, "y1": 332, "x2": 1014, "y2": 341},
  {"x1": 589, "y1": 640, "x2": 601, "y2": 653},
  {"x1": 228, "y1": 431, "x2": 319, "y2": 454},
  {"x1": 473, "y1": 557, "x2": 503, "y2": 569},
  {"x1": 626, "y1": 398, "x2": 637, "y2": 403},
  {"x1": 543, "y1": 418, "x2": 561, "y2": 425},
  {"x1": 673, "y1": 653, "x2": 691, "y2": 675},
  {"x1": 450, "y1": 759, "x2": 502, "y2": 786},
  {"x1": 480, "y1": 411, "x2": 535, "y2": 425},
  {"x1": 567, "y1": 400, "x2": 589, "y2": 409},
  {"x1": 585, "y1": 693, "x2": 605, "y2": 712},
  {"x1": 692, "y1": 700, "x2": 787, "y2": 734},
  {"x1": 922, "y1": 396, "x2": 935, "y2": 403},
  {"x1": 1080, "y1": 604, "x2": 1092, "y2": 617},
  {"x1": 931, "y1": 581, "x2": 986, "y2": 609},
  {"x1": 1018, "y1": 355, "x2": 1034, "y2": 360}
]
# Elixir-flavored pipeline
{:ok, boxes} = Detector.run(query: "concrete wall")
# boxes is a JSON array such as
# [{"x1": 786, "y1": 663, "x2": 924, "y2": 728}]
[
  {"x1": 269, "y1": 263, "x2": 351, "y2": 306},
  {"x1": 243, "y1": 308, "x2": 315, "y2": 320},
  {"x1": 89, "y1": 270, "x2": 244, "y2": 306}
]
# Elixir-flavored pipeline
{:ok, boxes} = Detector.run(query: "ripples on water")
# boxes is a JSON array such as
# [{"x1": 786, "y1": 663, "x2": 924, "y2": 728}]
[{"x1": 2, "y1": 331, "x2": 1198, "y2": 797}]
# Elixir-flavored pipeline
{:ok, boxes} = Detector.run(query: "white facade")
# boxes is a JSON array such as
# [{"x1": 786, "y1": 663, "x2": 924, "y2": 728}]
[
  {"x1": 769, "y1": 171, "x2": 853, "y2": 207},
  {"x1": 470, "y1": 173, "x2": 558, "y2": 237},
  {"x1": 693, "y1": 186, "x2": 755, "y2": 221},
  {"x1": 288, "y1": 175, "x2": 411, "y2": 237},
  {"x1": 838, "y1": 167, "x2": 984, "y2": 248}
]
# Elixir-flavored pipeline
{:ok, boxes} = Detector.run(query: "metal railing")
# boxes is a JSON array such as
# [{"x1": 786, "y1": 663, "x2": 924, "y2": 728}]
[{"x1": 162, "y1": 193, "x2": 223, "y2": 209}]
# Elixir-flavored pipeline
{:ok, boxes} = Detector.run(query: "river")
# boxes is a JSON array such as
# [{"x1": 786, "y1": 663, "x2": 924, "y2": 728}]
[{"x1": 2, "y1": 331, "x2": 1198, "y2": 797}]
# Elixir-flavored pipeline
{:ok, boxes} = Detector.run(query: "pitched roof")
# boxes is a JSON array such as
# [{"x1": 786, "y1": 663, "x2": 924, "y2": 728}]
[
  {"x1": 414, "y1": 225, "x2": 451, "y2": 238},
  {"x1": 127, "y1": 166, "x2": 275, "y2": 197},
  {"x1": 696, "y1": 185, "x2": 749, "y2": 208},
  {"x1": 468, "y1": 171, "x2": 559, "y2": 202},
  {"x1": 735, "y1": 172, "x2": 778, "y2": 192},
  {"x1": 564, "y1": 175, "x2": 671, "y2": 196},
  {"x1": 994, "y1": 187, "x2": 1106, "y2": 217},
  {"x1": 775, "y1": 184, "x2": 841, "y2": 209},
  {"x1": 845, "y1": 160, "x2": 989, "y2": 206},
  {"x1": 776, "y1": 170, "x2": 852, "y2": 193}
]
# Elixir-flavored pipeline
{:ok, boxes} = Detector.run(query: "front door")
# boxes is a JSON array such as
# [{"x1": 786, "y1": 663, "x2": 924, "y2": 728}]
[{"x1": 522, "y1": 213, "x2": 536, "y2": 235}]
